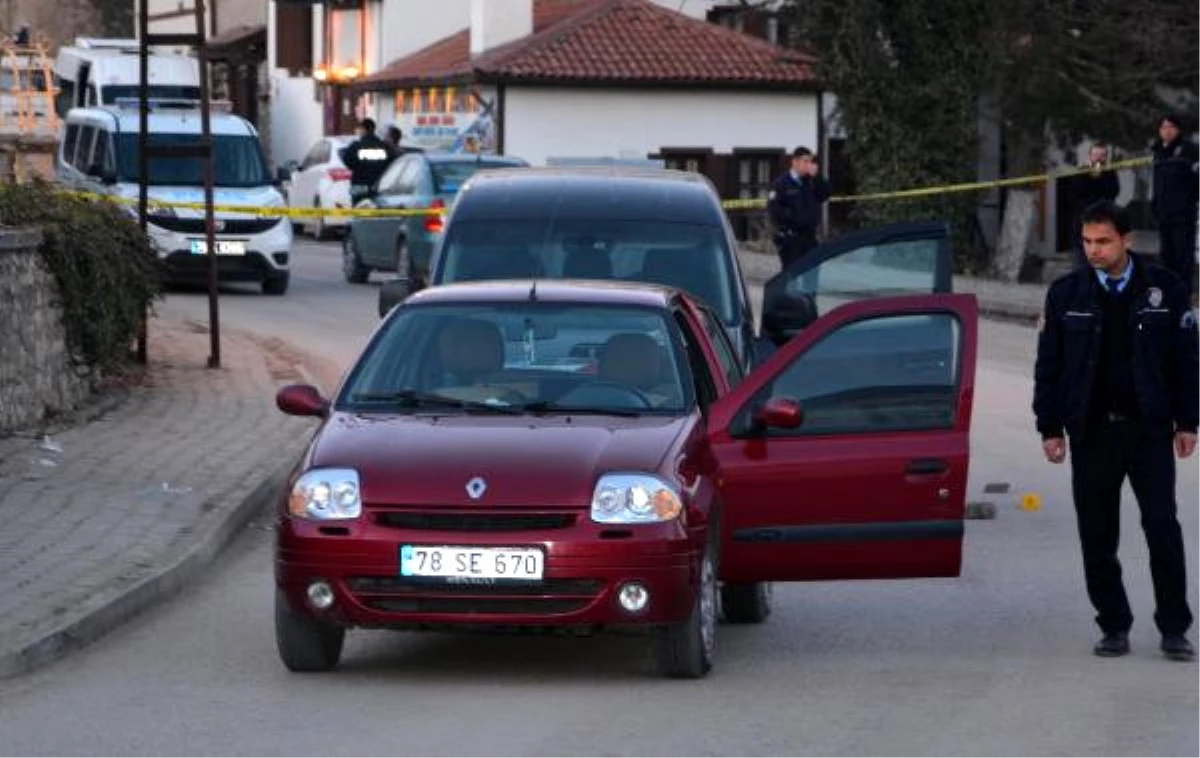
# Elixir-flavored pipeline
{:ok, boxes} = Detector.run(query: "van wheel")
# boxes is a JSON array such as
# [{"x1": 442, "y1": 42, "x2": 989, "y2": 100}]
[
  {"x1": 720, "y1": 582, "x2": 772, "y2": 624},
  {"x1": 342, "y1": 235, "x2": 370, "y2": 284},
  {"x1": 275, "y1": 590, "x2": 344, "y2": 672},
  {"x1": 653, "y1": 539, "x2": 717, "y2": 678},
  {"x1": 262, "y1": 274, "x2": 290, "y2": 295}
]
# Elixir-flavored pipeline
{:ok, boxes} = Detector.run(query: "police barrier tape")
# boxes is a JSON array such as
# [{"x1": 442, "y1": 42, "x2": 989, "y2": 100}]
[{"x1": 67, "y1": 156, "x2": 1152, "y2": 218}]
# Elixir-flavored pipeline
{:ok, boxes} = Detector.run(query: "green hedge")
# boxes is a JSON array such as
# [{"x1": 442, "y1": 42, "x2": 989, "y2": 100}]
[{"x1": 0, "y1": 181, "x2": 162, "y2": 373}]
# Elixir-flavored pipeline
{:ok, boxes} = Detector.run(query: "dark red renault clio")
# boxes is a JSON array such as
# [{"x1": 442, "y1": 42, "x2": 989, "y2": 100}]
[{"x1": 276, "y1": 250, "x2": 977, "y2": 678}]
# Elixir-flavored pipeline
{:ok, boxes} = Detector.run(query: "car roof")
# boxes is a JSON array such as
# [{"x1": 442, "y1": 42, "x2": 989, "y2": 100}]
[
  {"x1": 417, "y1": 152, "x2": 527, "y2": 166},
  {"x1": 450, "y1": 166, "x2": 725, "y2": 224},
  {"x1": 403, "y1": 279, "x2": 680, "y2": 311},
  {"x1": 66, "y1": 106, "x2": 255, "y2": 136}
]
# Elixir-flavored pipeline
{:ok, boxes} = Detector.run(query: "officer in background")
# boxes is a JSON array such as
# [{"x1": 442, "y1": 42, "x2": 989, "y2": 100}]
[
  {"x1": 1151, "y1": 113, "x2": 1199, "y2": 297},
  {"x1": 1070, "y1": 142, "x2": 1119, "y2": 269},
  {"x1": 340, "y1": 118, "x2": 397, "y2": 204},
  {"x1": 1033, "y1": 200, "x2": 1197, "y2": 661},
  {"x1": 767, "y1": 146, "x2": 831, "y2": 269}
]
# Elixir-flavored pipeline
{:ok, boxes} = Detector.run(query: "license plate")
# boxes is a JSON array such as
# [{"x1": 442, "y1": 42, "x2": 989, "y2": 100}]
[
  {"x1": 399, "y1": 545, "x2": 544, "y2": 581},
  {"x1": 190, "y1": 239, "x2": 246, "y2": 255}
]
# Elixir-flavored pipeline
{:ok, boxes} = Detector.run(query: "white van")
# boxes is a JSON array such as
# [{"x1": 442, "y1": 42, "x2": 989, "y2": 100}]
[
  {"x1": 57, "y1": 101, "x2": 293, "y2": 294},
  {"x1": 54, "y1": 38, "x2": 200, "y2": 117}
]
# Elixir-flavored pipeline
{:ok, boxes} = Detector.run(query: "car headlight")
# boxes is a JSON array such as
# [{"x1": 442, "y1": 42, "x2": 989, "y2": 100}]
[
  {"x1": 590, "y1": 473, "x2": 683, "y2": 524},
  {"x1": 288, "y1": 468, "x2": 362, "y2": 520}
]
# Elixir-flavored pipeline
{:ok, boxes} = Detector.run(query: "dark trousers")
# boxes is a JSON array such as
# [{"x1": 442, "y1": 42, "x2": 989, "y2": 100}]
[
  {"x1": 775, "y1": 228, "x2": 818, "y2": 269},
  {"x1": 1158, "y1": 222, "x2": 1197, "y2": 296},
  {"x1": 1069, "y1": 420, "x2": 1192, "y2": 636}
]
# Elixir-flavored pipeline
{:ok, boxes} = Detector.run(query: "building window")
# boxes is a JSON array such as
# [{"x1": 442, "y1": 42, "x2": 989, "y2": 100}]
[
  {"x1": 736, "y1": 154, "x2": 777, "y2": 199},
  {"x1": 276, "y1": 3, "x2": 314, "y2": 75}
]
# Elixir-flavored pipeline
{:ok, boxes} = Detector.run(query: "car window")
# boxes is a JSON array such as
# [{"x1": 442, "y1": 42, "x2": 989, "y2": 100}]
[
  {"x1": 62, "y1": 124, "x2": 80, "y2": 165},
  {"x1": 430, "y1": 161, "x2": 518, "y2": 194},
  {"x1": 90, "y1": 131, "x2": 113, "y2": 174},
  {"x1": 782, "y1": 238, "x2": 943, "y2": 317},
  {"x1": 750, "y1": 313, "x2": 961, "y2": 436},
  {"x1": 672, "y1": 310, "x2": 717, "y2": 410},
  {"x1": 437, "y1": 218, "x2": 738, "y2": 324},
  {"x1": 115, "y1": 133, "x2": 271, "y2": 187},
  {"x1": 379, "y1": 157, "x2": 419, "y2": 195},
  {"x1": 697, "y1": 303, "x2": 742, "y2": 388},
  {"x1": 300, "y1": 141, "x2": 324, "y2": 170},
  {"x1": 74, "y1": 125, "x2": 96, "y2": 170},
  {"x1": 340, "y1": 302, "x2": 695, "y2": 416}
]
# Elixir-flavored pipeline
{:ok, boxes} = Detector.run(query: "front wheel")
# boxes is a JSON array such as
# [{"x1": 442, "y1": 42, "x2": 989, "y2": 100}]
[
  {"x1": 275, "y1": 591, "x2": 344, "y2": 672},
  {"x1": 653, "y1": 540, "x2": 717, "y2": 678}
]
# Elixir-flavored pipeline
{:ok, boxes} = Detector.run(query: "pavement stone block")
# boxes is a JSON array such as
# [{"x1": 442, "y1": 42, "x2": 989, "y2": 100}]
[{"x1": 0, "y1": 314, "x2": 318, "y2": 679}]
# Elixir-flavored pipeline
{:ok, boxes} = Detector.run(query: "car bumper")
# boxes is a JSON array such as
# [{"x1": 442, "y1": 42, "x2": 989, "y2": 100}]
[
  {"x1": 275, "y1": 513, "x2": 698, "y2": 630},
  {"x1": 148, "y1": 217, "x2": 292, "y2": 282}
]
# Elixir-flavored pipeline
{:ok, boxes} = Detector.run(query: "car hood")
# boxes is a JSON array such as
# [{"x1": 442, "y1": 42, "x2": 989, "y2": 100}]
[
  {"x1": 114, "y1": 184, "x2": 284, "y2": 219},
  {"x1": 310, "y1": 412, "x2": 693, "y2": 508}
]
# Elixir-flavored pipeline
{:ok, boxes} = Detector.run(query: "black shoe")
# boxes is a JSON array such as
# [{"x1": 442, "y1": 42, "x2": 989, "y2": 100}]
[
  {"x1": 1093, "y1": 632, "x2": 1130, "y2": 657},
  {"x1": 1160, "y1": 635, "x2": 1196, "y2": 661}
]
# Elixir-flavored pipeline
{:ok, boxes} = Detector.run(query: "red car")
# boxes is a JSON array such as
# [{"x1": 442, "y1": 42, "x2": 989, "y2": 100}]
[{"x1": 275, "y1": 254, "x2": 978, "y2": 678}]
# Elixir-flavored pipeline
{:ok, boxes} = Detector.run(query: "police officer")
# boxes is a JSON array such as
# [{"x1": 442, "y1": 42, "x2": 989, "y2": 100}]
[
  {"x1": 1151, "y1": 113, "x2": 1199, "y2": 296},
  {"x1": 767, "y1": 146, "x2": 831, "y2": 269},
  {"x1": 1070, "y1": 142, "x2": 1119, "y2": 269},
  {"x1": 339, "y1": 118, "x2": 397, "y2": 204},
  {"x1": 1033, "y1": 200, "x2": 1198, "y2": 661}
]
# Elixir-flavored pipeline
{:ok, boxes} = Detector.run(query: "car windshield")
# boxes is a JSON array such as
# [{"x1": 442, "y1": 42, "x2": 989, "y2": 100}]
[
  {"x1": 115, "y1": 132, "x2": 271, "y2": 187},
  {"x1": 339, "y1": 301, "x2": 694, "y2": 416},
  {"x1": 436, "y1": 219, "x2": 739, "y2": 324},
  {"x1": 430, "y1": 160, "x2": 518, "y2": 194}
]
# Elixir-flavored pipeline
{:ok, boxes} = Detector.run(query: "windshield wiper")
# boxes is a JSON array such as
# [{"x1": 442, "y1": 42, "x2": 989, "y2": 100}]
[
  {"x1": 349, "y1": 389, "x2": 521, "y2": 414},
  {"x1": 519, "y1": 401, "x2": 644, "y2": 418}
]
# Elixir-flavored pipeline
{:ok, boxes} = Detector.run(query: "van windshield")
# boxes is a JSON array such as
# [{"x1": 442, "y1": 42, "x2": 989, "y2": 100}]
[
  {"x1": 436, "y1": 219, "x2": 739, "y2": 324},
  {"x1": 115, "y1": 133, "x2": 271, "y2": 188}
]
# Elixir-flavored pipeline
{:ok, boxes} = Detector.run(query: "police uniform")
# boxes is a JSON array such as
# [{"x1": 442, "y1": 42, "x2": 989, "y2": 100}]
[
  {"x1": 340, "y1": 134, "x2": 397, "y2": 203},
  {"x1": 1151, "y1": 136, "x2": 1199, "y2": 295},
  {"x1": 766, "y1": 170, "x2": 831, "y2": 269},
  {"x1": 1033, "y1": 254, "x2": 1198, "y2": 639}
]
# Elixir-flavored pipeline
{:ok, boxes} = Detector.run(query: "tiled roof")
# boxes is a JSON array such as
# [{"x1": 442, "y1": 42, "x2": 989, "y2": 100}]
[{"x1": 359, "y1": 0, "x2": 815, "y2": 91}]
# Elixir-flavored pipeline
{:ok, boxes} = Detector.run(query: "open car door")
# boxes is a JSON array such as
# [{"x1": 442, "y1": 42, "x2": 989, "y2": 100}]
[
  {"x1": 709, "y1": 293, "x2": 978, "y2": 582},
  {"x1": 759, "y1": 221, "x2": 953, "y2": 347}
]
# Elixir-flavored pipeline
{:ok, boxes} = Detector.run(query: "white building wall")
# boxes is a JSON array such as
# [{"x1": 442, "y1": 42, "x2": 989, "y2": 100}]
[
  {"x1": 266, "y1": 0, "x2": 323, "y2": 168},
  {"x1": 377, "y1": 0, "x2": 473, "y2": 67},
  {"x1": 503, "y1": 88, "x2": 817, "y2": 167}
]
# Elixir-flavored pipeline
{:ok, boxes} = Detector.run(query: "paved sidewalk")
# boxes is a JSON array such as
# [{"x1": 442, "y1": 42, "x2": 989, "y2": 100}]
[{"x1": 0, "y1": 314, "x2": 323, "y2": 679}]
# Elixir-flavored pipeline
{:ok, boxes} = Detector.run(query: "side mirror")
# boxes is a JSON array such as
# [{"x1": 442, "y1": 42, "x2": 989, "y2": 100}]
[
  {"x1": 276, "y1": 165, "x2": 293, "y2": 184},
  {"x1": 276, "y1": 384, "x2": 328, "y2": 418},
  {"x1": 377, "y1": 276, "x2": 423, "y2": 318},
  {"x1": 753, "y1": 396, "x2": 803, "y2": 430}
]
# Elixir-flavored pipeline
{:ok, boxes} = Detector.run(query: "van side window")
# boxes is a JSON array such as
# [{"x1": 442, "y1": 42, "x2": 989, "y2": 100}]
[
  {"x1": 73, "y1": 126, "x2": 96, "y2": 171},
  {"x1": 62, "y1": 124, "x2": 80, "y2": 165}
]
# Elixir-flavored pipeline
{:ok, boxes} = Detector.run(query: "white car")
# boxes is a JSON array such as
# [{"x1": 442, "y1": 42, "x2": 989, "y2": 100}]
[{"x1": 285, "y1": 135, "x2": 355, "y2": 239}]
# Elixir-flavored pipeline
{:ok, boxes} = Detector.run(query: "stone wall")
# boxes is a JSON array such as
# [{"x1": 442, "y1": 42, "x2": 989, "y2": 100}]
[{"x1": 0, "y1": 227, "x2": 92, "y2": 433}]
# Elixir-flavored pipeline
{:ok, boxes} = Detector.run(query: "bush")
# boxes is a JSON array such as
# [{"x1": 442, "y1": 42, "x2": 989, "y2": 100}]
[{"x1": 0, "y1": 180, "x2": 162, "y2": 373}]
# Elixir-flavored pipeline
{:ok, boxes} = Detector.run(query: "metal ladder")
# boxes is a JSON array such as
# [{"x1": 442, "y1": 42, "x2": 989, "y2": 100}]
[{"x1": 136, "y1": 1, "x2": 221, "y2": 367}]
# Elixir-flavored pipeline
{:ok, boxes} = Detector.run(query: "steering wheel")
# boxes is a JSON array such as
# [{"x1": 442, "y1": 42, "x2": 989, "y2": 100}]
[{"x1": 557, "y1": 381, "x2": 654, "y2": 409}]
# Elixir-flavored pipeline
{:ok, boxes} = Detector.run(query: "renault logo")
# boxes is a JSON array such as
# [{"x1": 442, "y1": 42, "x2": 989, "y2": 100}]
[{"x1": 465, "y1": 476, "x2": 487, "y2": 499}]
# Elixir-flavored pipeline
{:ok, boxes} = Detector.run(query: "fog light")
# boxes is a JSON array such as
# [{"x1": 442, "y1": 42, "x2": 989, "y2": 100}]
[
  {"x1": 617, "y1": 582, "x2": 649, "y2": 613},
  {"x1": 307, "y1": 580, "x2": 335, "y2": 610}
]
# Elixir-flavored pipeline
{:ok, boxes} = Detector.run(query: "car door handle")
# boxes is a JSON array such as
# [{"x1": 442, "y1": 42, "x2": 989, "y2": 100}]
[{"x1": 905, "y1": 458, "x2": 949, "y2": 476}]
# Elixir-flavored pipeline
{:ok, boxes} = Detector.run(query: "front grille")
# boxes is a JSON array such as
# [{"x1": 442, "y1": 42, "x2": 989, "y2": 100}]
[
  {"x1": 150, "y1": 216, "x2": 282, "y2": 235},
  {"x1": 374, "y1": 511, "x2": 576, "y2": 532},
  {"x1": 347, "y1": 576, "x2": 603, "y2": 616}
]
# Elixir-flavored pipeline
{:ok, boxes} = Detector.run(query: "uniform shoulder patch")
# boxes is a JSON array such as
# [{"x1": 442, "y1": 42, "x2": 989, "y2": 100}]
[
  {"x1": 1182, "y1": 310, "x2": 1197, "y2": 329},
  {"x1": 767, "y1": 191, "x2": 776, "y2": 201}
]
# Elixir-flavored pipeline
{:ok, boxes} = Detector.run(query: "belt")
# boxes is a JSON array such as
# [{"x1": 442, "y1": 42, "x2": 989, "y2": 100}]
[{"x1": 1101, "y1": 411, "x2": 1136, "y2": 423}]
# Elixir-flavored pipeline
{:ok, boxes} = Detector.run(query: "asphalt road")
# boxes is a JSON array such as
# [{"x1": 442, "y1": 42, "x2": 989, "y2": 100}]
[{"x1": 1, "y1": 239, "x2": 1195, "y2": 756}]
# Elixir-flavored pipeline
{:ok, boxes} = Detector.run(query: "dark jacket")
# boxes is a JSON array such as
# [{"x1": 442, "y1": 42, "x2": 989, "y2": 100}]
[
  {"x1": 340, "y1": 134, "x2": 397, "y2": 192},
  {"x1": 1151, "y1": 137, "x2": 1199, "y2": 226},
  {"x1": 1071, "y1": 167, "x2": 1119, "y2": 216},
  {"x1": 1033, "y1": 254, "x2": 1199, "y2": 440},
  {"x1": 767, "y1": 171, "x2": 831, "y2": 233}
]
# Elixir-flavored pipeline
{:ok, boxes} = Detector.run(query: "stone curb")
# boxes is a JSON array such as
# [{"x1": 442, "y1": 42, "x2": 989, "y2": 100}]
[{"x1": 0, "y1": 461, "x2": 293, "y2": 680}]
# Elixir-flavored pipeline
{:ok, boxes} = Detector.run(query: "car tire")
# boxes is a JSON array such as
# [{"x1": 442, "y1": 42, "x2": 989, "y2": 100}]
[
  {"x1": 720, "y1": 582, "x2": 772, "y2": 624},
  {"x1": 653, "y1": 538, "x2": 717, "y2": 679},
  {"x1": 262, "y1": 274, "x2": 290, "y2": 295},
  {"x1": 342, "y1": 235, "x2": 370, "y2": 284},
  {"x1": 275, "y1": 590, "x2": 344, "y2": 672}
]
